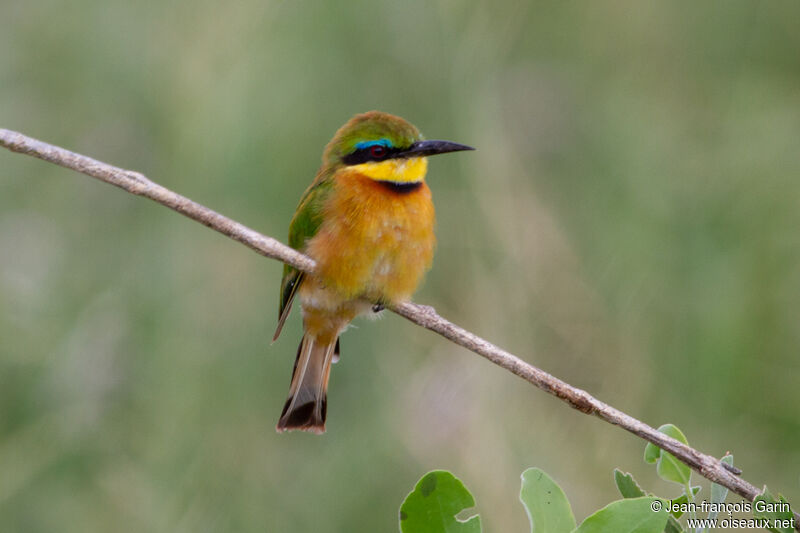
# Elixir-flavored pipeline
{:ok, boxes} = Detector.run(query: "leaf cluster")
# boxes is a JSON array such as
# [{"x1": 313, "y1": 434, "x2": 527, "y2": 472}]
[{"x1": 399, "y1": 424, "x2": 793, "y2": 533}]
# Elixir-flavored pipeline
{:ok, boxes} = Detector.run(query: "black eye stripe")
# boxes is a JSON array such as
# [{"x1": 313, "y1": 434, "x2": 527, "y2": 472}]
[{"x1": 342, "y1": 145, "x2": 406, "y2": 165}]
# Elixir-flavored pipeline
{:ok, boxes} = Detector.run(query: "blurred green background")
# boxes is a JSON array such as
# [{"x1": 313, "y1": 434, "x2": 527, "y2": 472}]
[{"x1": 2, "y1": 1, "x2": 799, "y2": 531}]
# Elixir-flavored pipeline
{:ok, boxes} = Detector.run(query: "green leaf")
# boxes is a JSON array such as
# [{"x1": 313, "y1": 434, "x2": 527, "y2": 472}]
[
  {"x1": 643, "y1": 424, "x2": 691, "y2": 486},
  {"x1": 655, "y1": 448, "x2": 690, "y2": 486},
  {"x1": 612, "y1": 469, "x2": 693, "y2": 529},
  {"x1": 753, "y1": 488, "x2": 794, "y2": 533},
  {"x1": 574, "y1": 497, "x2": 668, "y2": 533},
  {"x1": 644, "y1": 442, "x2": 661, "y2": 464},
  {"x1": 519, "y1": 468, "x2": 576, "y2": 533},
  {"x1": 667, "y1": 486, "x2": 700, "y2": 518},
  {"x1": 663, "y1": 515, "x2": 684, "y2": 533},
  {"x1": 614, "y1": 470, "x2": 647, "y2": 499},
  {"x1": 707, "y1": 455, "x2": 732, "y2": 525},
  {"x1": 399, "y1": 471, "x2": 481, "y2": 533}
]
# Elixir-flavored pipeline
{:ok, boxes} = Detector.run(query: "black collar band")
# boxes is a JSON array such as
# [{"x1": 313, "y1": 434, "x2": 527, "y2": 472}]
[{"x1": 377, "y1": 180, "x2": 423, "y2": 194}]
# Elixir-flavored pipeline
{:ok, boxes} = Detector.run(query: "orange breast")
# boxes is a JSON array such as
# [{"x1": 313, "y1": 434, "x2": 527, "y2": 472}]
[{"x1": 306, "y1": 170, "x2": 436, "y2": 304}]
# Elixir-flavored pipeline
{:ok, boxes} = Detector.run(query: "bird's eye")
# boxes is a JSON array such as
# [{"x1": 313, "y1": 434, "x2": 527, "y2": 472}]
[{"x1": 369, "y1": 145, "x2": 387, "y2": 158}]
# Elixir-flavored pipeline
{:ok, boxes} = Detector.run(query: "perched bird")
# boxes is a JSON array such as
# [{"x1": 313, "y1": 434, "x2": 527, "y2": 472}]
[{"x1": 273, "y1": 111, "x2": 473, "y2": 434}]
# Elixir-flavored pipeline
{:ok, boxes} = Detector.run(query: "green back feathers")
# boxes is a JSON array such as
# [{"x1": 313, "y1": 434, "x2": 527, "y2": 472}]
[
  {"x1": 276, "y1": 178, "x2": 333, "y2": 327},
  {"x1": 288, "y1": 178, "x2": 333, "y2": 251}
]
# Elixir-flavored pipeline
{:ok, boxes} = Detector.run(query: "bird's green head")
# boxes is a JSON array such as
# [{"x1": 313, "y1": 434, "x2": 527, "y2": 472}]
[{"x1": 322, "y1": 111, "x2": 473, "y2": 183}]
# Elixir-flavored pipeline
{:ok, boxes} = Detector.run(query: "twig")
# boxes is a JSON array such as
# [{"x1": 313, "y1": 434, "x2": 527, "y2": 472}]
[{"x1": 1, "y1": 128, "x2": 797, "y2": 528}]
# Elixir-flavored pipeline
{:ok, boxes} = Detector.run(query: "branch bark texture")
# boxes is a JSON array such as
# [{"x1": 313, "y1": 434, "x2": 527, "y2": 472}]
[{"x1": 1, "y1": 128, "x2": 796, "y2": 528}]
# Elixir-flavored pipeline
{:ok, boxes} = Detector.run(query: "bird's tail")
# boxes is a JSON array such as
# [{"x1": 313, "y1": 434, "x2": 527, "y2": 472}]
[{"x1": 276, "y1": 333, "x2": 337, "y2": 434}]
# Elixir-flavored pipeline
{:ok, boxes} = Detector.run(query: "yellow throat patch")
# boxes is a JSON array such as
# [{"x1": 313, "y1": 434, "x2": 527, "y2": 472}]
[{"x1": 350, "y1": 157, "x2": 428, "y2": 183}]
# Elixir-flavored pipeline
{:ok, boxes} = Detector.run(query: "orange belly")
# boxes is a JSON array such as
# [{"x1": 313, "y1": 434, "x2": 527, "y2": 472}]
[{"x1": 304, "y1": 170, "x2": 436, "y2": 311}]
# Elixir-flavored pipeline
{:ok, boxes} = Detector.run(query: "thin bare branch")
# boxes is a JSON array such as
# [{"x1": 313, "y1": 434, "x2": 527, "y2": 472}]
[{"x1": 1, "y1": 128, "x2": 796, "y2": 528}]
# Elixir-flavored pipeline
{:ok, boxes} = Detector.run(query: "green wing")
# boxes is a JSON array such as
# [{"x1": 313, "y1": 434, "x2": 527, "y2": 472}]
[{"x1": 273, "y1": 177, "x2": 333, "y2": 341}]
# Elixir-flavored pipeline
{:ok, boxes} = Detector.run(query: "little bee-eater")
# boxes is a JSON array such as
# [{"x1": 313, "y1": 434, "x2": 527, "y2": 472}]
[{"x1": 273, "y1": 111, "x2": 473, "y2": 434}]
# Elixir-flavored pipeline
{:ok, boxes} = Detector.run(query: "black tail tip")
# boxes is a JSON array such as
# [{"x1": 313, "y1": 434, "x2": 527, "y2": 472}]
[{"x1": 276, "y1": 397, "x2": 327, "y2": 434}]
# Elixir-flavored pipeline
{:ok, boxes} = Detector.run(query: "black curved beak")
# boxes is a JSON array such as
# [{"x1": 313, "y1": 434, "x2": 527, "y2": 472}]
[{"x1": 397, "y1": 140, "x2": 475, "y2": 158}]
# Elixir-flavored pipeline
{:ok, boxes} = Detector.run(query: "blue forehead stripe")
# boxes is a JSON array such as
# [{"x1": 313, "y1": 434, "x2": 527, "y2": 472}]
[{"x1": 355, "y1": 138, "x2": 393, "y2": 150}]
